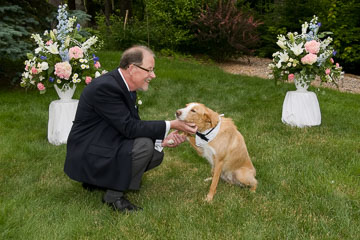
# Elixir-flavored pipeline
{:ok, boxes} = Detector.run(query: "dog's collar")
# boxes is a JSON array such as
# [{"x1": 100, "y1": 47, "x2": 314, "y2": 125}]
[{"x1": 195, "y1": 114, "x2": 223, "y2": 146}]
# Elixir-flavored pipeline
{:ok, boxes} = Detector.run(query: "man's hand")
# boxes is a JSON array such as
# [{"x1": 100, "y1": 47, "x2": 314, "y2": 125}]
[
  {"x1": 170, "y1": 119, "x2": 197, "y2": 135},
  {"x1": 162, "y1": 130, "x2": 187, "y2": 148}
]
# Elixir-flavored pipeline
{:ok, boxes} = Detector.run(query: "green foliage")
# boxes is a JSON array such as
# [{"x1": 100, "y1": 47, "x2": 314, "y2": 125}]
[
  {"x1": 0, "y1": 0, "x2": 55, "y2": 86},
  {"x1": 253, "y1": 0, "x2": 360, "y2": 74},
  {"x1": 324, "y1": 0, "x2": 360, "y2": 74},
  {"x1": 0, "y1": 5, "x2": 34, "y2": 60},
  {"x1": 1, "y1": 51, "x2": 360, "y2": 239},
  {"x1": 191, "y1": 0, "x2": 263, "y2": 60},
  {"x1": 255, "y1": 0, "x2": 325, "y2": 58},
  {"x1": 95, "y1": 13, "x2": 148, "y2": 51},
  {"x1": 95, "y1": 0, "x2": 201, "y2": 52}
]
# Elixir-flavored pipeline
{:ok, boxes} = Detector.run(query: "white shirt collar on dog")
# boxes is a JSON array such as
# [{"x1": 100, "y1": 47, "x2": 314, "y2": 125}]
[{"x1": 195, "y1": 114, "x2": 224, "y2": 147}]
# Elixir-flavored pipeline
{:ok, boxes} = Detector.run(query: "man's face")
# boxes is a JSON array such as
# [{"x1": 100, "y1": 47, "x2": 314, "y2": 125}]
[{"x1": 130, "y1": 52, "x2": 156, "y2": 91}]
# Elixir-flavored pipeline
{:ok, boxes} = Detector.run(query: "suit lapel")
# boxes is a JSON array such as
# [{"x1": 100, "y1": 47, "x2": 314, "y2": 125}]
[{"x1": 111, "y1": 69, "x2": 140, "y2": 119}]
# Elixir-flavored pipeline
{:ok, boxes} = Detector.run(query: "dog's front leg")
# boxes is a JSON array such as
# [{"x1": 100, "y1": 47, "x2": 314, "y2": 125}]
[{"x1": 205, "y1": 159, "x2": 224, "y2": 202}]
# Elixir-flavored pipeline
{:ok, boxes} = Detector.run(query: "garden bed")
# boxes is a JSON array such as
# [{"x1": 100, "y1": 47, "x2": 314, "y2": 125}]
[{"x1": 218, "y1": 56, "x2": 360, "y2": 94}]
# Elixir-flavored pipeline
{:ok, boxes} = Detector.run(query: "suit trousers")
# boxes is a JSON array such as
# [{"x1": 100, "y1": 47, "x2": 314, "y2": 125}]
[{"x1": 128, "y1": 137, "x2": 164, "y2": 190}]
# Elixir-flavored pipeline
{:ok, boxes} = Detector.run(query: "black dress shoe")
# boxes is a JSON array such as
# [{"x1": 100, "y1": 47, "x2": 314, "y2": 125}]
[{"x1": 103, "y1": 196, "x2": 142, "y2": 212}]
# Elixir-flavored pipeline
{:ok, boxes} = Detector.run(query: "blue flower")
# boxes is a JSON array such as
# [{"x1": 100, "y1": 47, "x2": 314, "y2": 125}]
[
  {"x1": 93, "y1": 54, "x2": 99, "y2": 62},
  {"x1": 76, "y1": 23, "x2": 81, "y2": 31},
  {"x1": 333, "y1": 50, "x2": 337, "y2": 56},
  {"x1": 317, "y1": 22, "x2": 321, "y2": 27},
  {"x1": 49, "y1": 77, "x2": 54, "y2": 82},
  {"x1": 40, "y1": 56, "x2": 47, "y2": 60}
]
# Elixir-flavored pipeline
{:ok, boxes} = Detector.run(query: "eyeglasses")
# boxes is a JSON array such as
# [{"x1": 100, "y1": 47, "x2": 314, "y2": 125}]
[{"x1": 133, "y1": 64, "x2": 155, "y2": 74}]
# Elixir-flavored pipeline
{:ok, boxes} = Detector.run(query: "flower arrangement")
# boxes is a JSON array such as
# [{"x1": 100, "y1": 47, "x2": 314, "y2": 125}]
[
  {"x1": 268, "y1": 16, "x2": 344, "y2": 88},
  {"x1": 20, "y1": 4, "x2": 106, "y2": 94}
]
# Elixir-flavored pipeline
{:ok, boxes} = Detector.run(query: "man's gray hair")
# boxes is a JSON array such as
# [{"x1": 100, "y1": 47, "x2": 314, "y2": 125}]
[{"x1": 119, "y1": 45, "x2": 155, "y2": 69}]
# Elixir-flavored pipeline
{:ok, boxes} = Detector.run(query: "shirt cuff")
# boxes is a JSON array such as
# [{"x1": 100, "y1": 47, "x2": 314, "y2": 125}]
[{"x1": 154, "y1": 121, "x2": 171, "y2": 152}]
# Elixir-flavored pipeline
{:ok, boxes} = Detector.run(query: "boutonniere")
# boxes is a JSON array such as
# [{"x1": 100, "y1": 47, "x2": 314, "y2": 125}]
[
  {"x1": 137, "y1": 99, "x2": 142, "y2": 107},
  {"x1": 135, "y1": 95, "x2": 142, "y2": 109}
]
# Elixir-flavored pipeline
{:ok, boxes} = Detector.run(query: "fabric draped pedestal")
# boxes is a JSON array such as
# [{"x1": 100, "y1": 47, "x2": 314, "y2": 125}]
[
  {"x1": 48, "y1": 84, "x2": 78, "y2": 145},
  {"x1": 281, "y1": 75, "x2": 321, "y2": 128}
]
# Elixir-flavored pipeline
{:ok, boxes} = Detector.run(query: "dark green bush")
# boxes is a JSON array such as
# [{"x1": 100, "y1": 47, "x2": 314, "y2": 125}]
[
  {"x1": 95, "y1": 0, "x2": 201, "y2": 52},
  {"x1": 0, "y1": 0, "x2": 55, "y2": 86},
  {"x1": 254, "y1": 0, "x2": 360, "y2": 74}
]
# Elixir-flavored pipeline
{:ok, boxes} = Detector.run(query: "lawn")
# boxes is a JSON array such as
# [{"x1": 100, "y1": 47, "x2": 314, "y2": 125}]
[{"x1": 1, "y1": 51, "x2": 359, "y2": 239}]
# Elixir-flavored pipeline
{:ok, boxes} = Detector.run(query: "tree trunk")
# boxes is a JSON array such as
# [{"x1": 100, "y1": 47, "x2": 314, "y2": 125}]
[
  {"x1": 75, "y1": 0, "x2": 85, "y2": 11},
  {"x1": 104, "y1": 0, "x2": 111, "y2": 25},
  {"x1": 48, "y1": 0, "x2": 63, "y2": 7},
  {"x1": 68, "y1": 0, "x2": 76, "y2": 10}
]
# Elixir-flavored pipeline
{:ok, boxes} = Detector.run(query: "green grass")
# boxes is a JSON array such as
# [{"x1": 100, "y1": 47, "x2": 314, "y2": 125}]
[{"x1": 1, "y1": 51, "x2": 360, "y2": 239}]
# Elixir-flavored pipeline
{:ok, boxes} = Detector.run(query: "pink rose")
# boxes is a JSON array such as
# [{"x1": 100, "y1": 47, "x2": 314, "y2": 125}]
[
  {"x1": 46, "y1": 40, "x2": 53, "y2": 45},
  {"x1": 55, "y1": 61, "x2": 72, "y2": 80},
  {"x1": 325, "y1": 69, "x2": 331, "y2": 75},
  {"x1": 305, "y1": 40, "x2": 321, "y2": 54},
  {"x1": 31, "y1": 67, "x2": 38, "y2": 74},
  {"x1": 288, "y1": 73, "x2": 295, "y2": 81},
  {"x1": 85, "y1": 76, "x2": 92, "y2": 84},
  {"x1": 37, "y1": 82, "x2": 45, "y2": 91},
  {"x1": 94, "y1": 61, "x2": 101, "y2": 69},
  {"x1": 336, "y1": 63, "x2": 340, "y2": 68},
  {"x1": 69, "y1": 46, "x2": 84, "y2": 60},
  {"x1": 330, "y1": 58, "x2": 334, "y2": 64},
  {"x1": 301, "y1": 53, "x2": 317, "y2": 65}
]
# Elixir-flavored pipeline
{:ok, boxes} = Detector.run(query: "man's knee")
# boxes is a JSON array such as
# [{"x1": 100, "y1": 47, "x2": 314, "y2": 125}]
[{"x1": 132, "y1": 138, "x2": 154, "y2": 162}]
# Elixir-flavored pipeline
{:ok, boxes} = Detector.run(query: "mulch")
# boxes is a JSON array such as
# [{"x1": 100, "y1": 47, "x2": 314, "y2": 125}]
[{"x1": 218, "y1": 56, "x2": 360, "y2": 94}]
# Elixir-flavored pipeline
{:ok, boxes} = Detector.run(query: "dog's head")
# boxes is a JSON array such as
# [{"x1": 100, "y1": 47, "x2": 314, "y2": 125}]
[{"x1": 176, "y1": 103, "x2": 219, "y2": 132}]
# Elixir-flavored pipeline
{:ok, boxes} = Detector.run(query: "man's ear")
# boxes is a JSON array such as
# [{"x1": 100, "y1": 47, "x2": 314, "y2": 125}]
[{"x1": 203, "y1": 108, "x2": 218, "y2": 128}]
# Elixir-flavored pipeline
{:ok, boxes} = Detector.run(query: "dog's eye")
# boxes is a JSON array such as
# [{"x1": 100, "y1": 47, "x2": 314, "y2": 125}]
[{"x1": 191, "y1": 109, "x2": 196, "y2": 112}]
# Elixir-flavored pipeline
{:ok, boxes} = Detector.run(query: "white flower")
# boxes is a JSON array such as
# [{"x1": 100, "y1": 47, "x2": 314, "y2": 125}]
[
  {"x1": 35, "y1": 47, "x2": 43, "y2": 54},
  {"x1": 301, "y1": 22, "x2": 308, "y2": 35},
  {"x1": 81, "y1": 36, "x2": 98, "y2": 52},
  {"x1": 41, "y1": 62, "x2": 49, "y2": 71},
  {"x1": 81, "y1": 64, "x2": 86, "y2": 69},
  {"x1": 137, "y1": 100, "x2": 142, "y2": 105},
  {"x1": 46, "y1": 42, "x2": 59, "y2": 54},
  {"x1": 57, "y1": 79, "x2": 61, "y2": 83},
  {"x1": 39, "y1": 76, "x2": 45, "y2": 81},
  {"x1": 64, "y1": 36, "x2": 71, "y2": 47},
  {"x1": 278, "y1": 52, "x2": 289, "y2": 62},
  {"x1": 101, "y1": 70, "x2": 108, "y2": 74},
  {"x1": 276, "y1": 40, "x2": 286, "y2": 49},
  {"x1": 95, "y1": 71, "x2": 101, "y2": 78},
  {"x1": 272, "y1": 51, "x2": 280, "y2": 57},
  {"x1": 290, "y1": 42, "x2": 304, "y2": 56}
]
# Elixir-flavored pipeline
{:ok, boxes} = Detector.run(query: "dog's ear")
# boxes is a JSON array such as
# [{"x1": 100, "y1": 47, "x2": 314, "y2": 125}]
[{"x1": 204, "y1": 108, "x2": 219, "y2": 128}]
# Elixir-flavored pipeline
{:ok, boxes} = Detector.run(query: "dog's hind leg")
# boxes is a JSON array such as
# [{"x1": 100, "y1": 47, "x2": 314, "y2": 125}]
[
  {"x1": 234, "y1": 168, "x2": 257, "y2": 192},
  {"x1": 205, "y1": 159, "x2": 224, "y2": 202}
]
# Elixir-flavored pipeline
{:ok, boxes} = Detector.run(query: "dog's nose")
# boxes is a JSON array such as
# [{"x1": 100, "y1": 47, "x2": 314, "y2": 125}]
[{"x1": 176, "y1": 110, "x2": 182, "y2": 117}]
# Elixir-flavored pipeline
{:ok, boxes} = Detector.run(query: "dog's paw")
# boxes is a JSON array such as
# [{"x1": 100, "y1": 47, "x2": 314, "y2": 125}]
[
  {"x1": 204, "y1": 194, "x2": 213, "y2": 202},
  {"x1": 204, "y1": 177, "x2": 212, "y2": 182}
]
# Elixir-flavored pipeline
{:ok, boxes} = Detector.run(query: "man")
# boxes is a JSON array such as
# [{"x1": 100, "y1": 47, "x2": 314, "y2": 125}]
[{"x1": 64, "y1": 45, "x2": 197, "y2": 212}]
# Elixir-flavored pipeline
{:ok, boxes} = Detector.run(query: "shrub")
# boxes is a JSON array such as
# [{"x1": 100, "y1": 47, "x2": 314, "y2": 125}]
[
  {"x1": 191, "y1": 0, "x2": 263, "y2": 60},
  {"x1": 95, "y1": 0, "x2": 201, "y2": 52},
  {"x1": 0, "y1": 0, "x2": 55, "y2": 86},
  {"x1": 324, "y1": 0, "x2": 360, "y2": 74}
]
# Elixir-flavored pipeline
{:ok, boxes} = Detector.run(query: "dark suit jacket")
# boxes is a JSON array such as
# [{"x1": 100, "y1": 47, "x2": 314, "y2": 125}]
[{"x1": 64, "y1": 69, "x2": 166, "y2": 191}]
